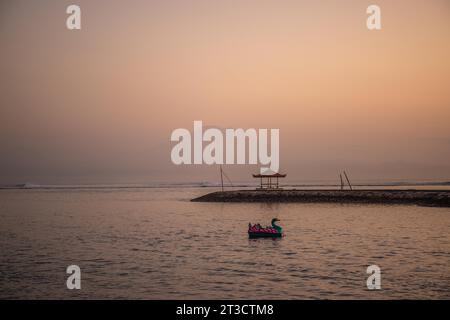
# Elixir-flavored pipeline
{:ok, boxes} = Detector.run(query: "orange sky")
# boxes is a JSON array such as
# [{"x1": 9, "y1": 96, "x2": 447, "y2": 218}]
[{"x1": 1, "y1": 0, "x2": 449, "y2": 184}]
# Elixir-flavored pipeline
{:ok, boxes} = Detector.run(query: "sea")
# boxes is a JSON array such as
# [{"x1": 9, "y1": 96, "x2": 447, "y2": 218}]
[{"x1": 0, "y1": 184, "x2": 449, "y2": 299}]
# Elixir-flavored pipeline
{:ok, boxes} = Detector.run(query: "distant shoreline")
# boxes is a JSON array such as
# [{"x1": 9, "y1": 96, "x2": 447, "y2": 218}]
[
  {"x1": 191, "y1": 189, "x2": 450, "y2": 207},
  {"x1": 1, "y1": 181, "x2": 449, "y2": 190}
]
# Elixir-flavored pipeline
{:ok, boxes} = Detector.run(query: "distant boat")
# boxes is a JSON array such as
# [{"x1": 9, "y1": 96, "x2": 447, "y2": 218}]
[{"x1": 19, "y1": 182, "x2": 39, "y2": 189}]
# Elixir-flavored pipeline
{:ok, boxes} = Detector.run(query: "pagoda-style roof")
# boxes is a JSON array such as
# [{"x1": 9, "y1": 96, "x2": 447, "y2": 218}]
[
  {"x1": 253, "y1": 173, "x2": 286, "y2": 178},
  {"x1": 252, "y1": 170, "x2": 286, "y2": 189}
]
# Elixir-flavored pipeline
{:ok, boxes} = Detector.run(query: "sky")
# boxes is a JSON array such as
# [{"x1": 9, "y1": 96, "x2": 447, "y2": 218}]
[{"x1": 1, "y1": 0, "x2": 449, "y2": 184}]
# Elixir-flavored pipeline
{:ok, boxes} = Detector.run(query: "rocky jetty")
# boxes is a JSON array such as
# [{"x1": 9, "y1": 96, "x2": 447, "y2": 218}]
[{"x1": 191, "y1": 189, "x2": 450, "y2": 207}]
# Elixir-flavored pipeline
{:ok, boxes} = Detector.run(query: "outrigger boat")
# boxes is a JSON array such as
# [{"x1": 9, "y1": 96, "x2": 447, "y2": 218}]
[{"x1": 248, "y1": 218, "x2": 283, "y2": 238}]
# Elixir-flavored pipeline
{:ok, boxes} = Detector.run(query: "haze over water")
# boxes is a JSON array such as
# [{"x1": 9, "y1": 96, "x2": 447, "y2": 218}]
[
  {"x1": 1, "y1": 187, "x2": 449, "y2": 299},
  {"x1": 1, "y1": 0, "x2": 450, "y2": 300},
  {"x1": 1, "y1": 0, "x2": 450, "y2": 184}
]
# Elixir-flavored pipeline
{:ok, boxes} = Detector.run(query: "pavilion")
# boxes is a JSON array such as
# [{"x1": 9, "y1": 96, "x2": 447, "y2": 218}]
[{"x1": 252, "y1": 170, "x2": 287, "y2": 189}]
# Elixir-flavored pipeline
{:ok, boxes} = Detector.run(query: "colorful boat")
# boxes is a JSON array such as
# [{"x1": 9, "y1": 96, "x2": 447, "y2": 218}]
[{"x1": 248, "y1": 218, "x2": 283, "y2": 238}]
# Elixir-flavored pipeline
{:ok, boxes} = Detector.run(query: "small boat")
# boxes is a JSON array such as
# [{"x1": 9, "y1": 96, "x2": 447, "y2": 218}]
[{"x1": 248, "y1": 218, "x2": 283, "y2": 238}]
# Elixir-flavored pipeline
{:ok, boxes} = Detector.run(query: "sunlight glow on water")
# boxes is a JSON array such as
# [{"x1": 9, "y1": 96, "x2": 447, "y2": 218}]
[{"x1": 0, "y1": 188, "x2": 449, "y2": 299}]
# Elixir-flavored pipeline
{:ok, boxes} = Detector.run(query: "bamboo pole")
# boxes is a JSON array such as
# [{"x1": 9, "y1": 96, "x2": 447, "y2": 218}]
[
  {"x1": 220, "y1": 165, "x2": 224, "y2": 192},
  {"x1": 343, "y1": 171, "x2": 353, "y2": 191}
]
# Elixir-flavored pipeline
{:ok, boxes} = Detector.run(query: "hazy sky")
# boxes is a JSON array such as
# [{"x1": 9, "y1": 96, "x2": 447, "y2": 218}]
[{"x1": 1, "y1": 0, "x2": 449, "y2": 184}]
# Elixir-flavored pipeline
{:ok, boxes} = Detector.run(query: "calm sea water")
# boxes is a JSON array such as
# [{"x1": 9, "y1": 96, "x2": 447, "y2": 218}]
[{"x1": 0, "y1": 187, "x2": 449, "y2": 299}]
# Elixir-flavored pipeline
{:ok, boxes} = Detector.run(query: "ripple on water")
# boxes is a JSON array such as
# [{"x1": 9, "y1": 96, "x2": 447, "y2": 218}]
[{"x1": 1, "y1": 188, "x2": 450, "y2": 299}]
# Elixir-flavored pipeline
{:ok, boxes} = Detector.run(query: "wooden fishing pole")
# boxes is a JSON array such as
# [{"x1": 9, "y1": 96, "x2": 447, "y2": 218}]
[
  {"x1": 220, "y1": 165, "x2": 224, "y2": 192},
  {"x1": 222, "y1": 168, "x2": 234, "y2": 188},
  {"x1": 343, "y1": 171, "x2": 353, "y2": 191}
]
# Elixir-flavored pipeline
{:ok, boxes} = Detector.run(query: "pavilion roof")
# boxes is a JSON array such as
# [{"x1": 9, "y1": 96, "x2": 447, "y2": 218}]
[{"x1": 252, "y1": 172, "x2": 286, "y2": 178}]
